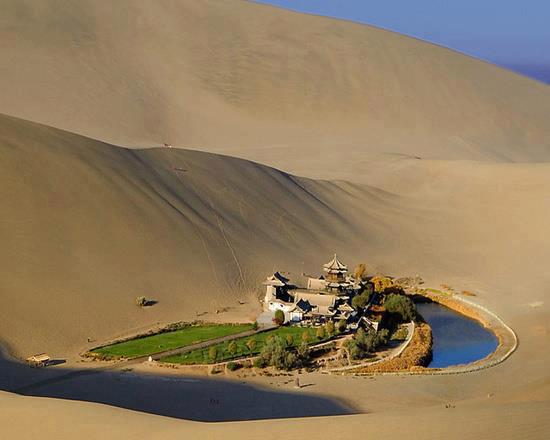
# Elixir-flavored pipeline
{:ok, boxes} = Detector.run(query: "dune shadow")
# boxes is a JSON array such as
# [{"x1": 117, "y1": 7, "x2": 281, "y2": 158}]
[{"x1": 0, "y1": 350, "x2": 357, "y2": 422}]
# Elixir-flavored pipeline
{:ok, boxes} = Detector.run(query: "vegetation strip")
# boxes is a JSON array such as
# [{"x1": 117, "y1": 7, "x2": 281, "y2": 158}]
[
  {"x1": 89, "y1": 323, "x2": 254, "y2": 360},
  {"x1": 160, "y1": 325, "x2": 330, "y2": 365}
]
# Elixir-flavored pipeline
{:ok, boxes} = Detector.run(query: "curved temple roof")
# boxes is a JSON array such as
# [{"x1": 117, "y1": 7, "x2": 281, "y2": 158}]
[{"x1": 323, "y1": 254, "x2": 348, "y2": 273}]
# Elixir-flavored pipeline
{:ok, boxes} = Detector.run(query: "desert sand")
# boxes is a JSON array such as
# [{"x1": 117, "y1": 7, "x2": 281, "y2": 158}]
[{"x1": 1, "y1": 0, "x2": 549, "y2": 438}]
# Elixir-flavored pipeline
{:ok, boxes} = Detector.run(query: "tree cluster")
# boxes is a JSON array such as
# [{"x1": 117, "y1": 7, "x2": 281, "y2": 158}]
[
  {"x1": 384, "y1": 293, "x2": 416, "y2": 322},
  {"x1": 344, "y1": 327, "x2": 389, "y2": 360},
  {"x1": 254, "y1": 336, "x2": 310, "y2": 370},
  {"x1": 352, "y1": 290, "x2": 372, "y2": 310}
]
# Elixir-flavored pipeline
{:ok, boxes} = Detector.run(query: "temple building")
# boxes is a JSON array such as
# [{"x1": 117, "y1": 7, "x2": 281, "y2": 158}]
[{"x1": 322, "y1": 254, "x2": 351, "y2": 291}]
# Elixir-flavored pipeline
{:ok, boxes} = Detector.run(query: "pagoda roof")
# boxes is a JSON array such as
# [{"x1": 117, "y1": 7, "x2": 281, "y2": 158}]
[{"x1": 323, "y1": 254, "x2": 348, "y2": 273}]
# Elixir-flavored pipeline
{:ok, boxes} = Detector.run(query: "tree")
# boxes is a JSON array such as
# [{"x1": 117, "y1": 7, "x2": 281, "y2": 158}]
[
  {"x1": 352, "y1": 289, "x2": 372, "y2": 311},
  {"x1": 354, "y1": 263, "x2": 368, "y2": 280},
  {"x1": 352, "y1": 293, "x2": 369, "y2": 310},
  {"x1": 371, "y1": 276, "x2": 394, "y2": 293},
  {"x1": 325, "y1": 321, "x2": 335, "y2": 337},
  {"x1": 208, "y1": 346, "x2": 218, "y2": 362},
  {"x1": 346, "y1": 327, "x2": 388, "y2": 360},
  {"x1": 316, "y1": 326, "x2": 325, "y2": 340},
  {"x1": 273, "y1": 309, "x2": 285, "y2": 326},
  {"x1": 256, "y1": 336, "x2": 310, "y2": 371},
  {"x1": 227, "y1": 341, "x2": 237, "y2": 356},
  {"x1": 246, "y1": 338, "x2": 256, "y2": 354},
  {"x1": 337, "y1": 318, "x2": 347, "y2": 333},
  {"x1": 384, "y1": 294, "x2": 416, "y2": 322}
]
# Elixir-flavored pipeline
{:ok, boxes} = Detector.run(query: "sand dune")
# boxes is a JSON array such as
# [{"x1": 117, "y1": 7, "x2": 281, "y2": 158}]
[
  {"x1": 1, "y1": 0, "x2": 550, "y2": 438},
  {"x1": 0, "y1": 113, "x2": 394, "y2": 357},
  {"x1": 1, "y1": 0, "x2": 550, "y2": 171}
]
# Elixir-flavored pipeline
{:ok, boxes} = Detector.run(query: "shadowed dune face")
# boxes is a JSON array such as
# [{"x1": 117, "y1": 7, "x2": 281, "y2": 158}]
[
  {"x1": 1, "y1": 0, "x2": 550, "y2": 169},
  {"x1": 0, "y1": 348, "x2": 355, "y2": 422}
]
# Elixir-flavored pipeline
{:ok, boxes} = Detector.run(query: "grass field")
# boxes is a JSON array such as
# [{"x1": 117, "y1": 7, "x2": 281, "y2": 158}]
[
  {"x1": 160, "y1": 325, "x2": 330, "y2": 365},
  {"x1": 91, "y1": 323, "x2": 254, "y2": 359}
]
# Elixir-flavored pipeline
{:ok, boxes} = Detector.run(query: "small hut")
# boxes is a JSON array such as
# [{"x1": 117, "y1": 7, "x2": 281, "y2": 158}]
[{"x1": 26, "y1": 353, "x2": 50, "y2": 368}]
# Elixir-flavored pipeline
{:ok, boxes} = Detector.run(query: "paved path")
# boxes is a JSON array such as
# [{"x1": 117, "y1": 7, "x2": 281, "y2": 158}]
[{"x1": 13, "y1": 325, "x2": 276, "y2": 394}]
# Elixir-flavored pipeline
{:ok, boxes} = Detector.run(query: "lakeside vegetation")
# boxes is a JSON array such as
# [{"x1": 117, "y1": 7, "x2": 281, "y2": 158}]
[
  {"x1": 160, "y1": 325, "x2": 331, "y2": 365},
  {"x1": 90, "y1": 323, "x2": 253, "y2": 359}
]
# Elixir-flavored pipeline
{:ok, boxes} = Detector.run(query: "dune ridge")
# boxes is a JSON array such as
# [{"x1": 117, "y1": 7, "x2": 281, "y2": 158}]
[
  {"x1": 1, "y1": 0, "x2": 550, "y2": 174},
  {"x1": 1, "y1": 0, "x2": 550, "y2": 438}
]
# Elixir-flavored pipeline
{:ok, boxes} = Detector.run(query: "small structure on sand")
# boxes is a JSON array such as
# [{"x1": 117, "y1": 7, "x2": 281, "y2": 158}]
[{"x1": 26, "y1": 353, "x2": 51, "y2": 368}]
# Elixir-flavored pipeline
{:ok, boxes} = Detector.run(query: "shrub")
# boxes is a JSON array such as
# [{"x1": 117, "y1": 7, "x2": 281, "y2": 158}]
[
  {"x1": 246, "y1": 338, "x2": 256, "y2": 353},
  {"x1": 227, "y1": 341, "x2": 237, "y2": 356},
  {"x1": 337, "y1": 318, "x2": 347, "y2": 333},
  {"x1": 226, "y1": 361, "x2": 241, "y2": 371},
  {"x1": 352, "y1": 291, "x2": 371, "y2": 310},
  {"x1": 286, "y1": 334, "x2": 294, "y2": 347},
  {"x1": 252, "y1": 321, "x2": 259, "y2": 330},
  {"x1": 384, "y1": 294, "x2": 416, "y2": 322},
  {"x1": 256, "y1": 336, "x2": 310, "y2": 370},
  {"x1": 301, "y1": 331, "x2": 310, "y2": 343},
  {"x1": 253, "y1": 357, "x2": 267, "y2": 368},
  {"x1": 135, "y1": 296, "x2": 156, "y2": 307},
  {"x1": 273, "y1": 310, "x2": 285, "y2": 326},
  {"x1": 354, "y1": 263, "x2": 368, "y2": 281},
  {"x1": 346, "y1": 327, "x2": 388, "y2": 360},
  {"x1": 208, "y1": 346, "x2": 218, "y2": 362},
  {"x1": 316, "y1": 326, "x2": 325, "y2": 340},
  {"x1": 371, "y1": 276, "x2": 394, "y2": 293},
  {"x1": 296, "y1": 341, "x2": 310, "y2": 360},
  {"x1": 325, "y1": 321, "x2": 335, "y2": 337},
  {"x1": 390, "y1": 326, "x2": 409, "y2": 341}
]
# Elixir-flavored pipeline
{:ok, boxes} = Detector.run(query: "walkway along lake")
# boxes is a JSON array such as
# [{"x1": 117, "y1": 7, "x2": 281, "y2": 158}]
[{"x1": 416, "y1": 302, "x2": 499, "y2": 368}]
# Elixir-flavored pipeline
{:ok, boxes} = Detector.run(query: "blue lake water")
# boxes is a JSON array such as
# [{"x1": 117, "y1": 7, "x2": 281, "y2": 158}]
[{"x1": 416, "y1": 302, "x2": 498, "y2": 368}]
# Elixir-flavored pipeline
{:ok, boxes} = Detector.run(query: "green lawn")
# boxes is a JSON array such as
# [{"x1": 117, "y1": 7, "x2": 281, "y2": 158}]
[
  {"x1": 160, "y1": 325, "x2": 329, "y2": 365},
  {"x1": 91, "y1": 323, "x2": 253, "y2": 359}
]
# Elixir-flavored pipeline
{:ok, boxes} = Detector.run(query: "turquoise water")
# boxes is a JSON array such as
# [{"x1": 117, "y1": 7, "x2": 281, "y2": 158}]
[{"x1": 416, "y1": 302, "x2": 498, "y2": 368}]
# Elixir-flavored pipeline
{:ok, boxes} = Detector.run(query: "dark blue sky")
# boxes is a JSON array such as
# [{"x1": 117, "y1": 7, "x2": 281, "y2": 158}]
[{"x1": 254, "y1": 0, "x2": 550, "y2": 84}]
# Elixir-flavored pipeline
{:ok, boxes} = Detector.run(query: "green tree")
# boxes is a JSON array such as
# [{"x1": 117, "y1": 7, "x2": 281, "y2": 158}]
[
  {"x1": 325, "y1": 321, "x2": 335, "y2": 337},
  {"x1": 384, "y1": 294, "x2": 416, "y2": 322},
  {"x1": 347, "y1": 327, "x2": 388, "y2": 360},
  {"x1": 227, "y1": 341, "x2": 237, "y2": 356},
  {"x1": 256, "y1": 336, "x2": 310, "y2": 371},
  {"x1": 316, "y1": 326, "x2": 325, "y2": 340},
  {"x1": 352, "y1": 290, "x2": 371, "y2": 310},
  {"x1": 337, "y1": 318, "x2": 347, "y2": 333},
  {"x1": 246, "y1": 338, "x2": 256, "y2": 353},
  {"x1": 208, "y1": 346, "x2": 218, "y2": 362},
  {"x1": 273, "y1": 309, "x2": 285, "y2": 326}
]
